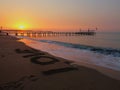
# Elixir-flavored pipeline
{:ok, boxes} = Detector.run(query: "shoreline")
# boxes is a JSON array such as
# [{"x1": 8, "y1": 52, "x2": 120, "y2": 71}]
[
  {"x1": 18, "y1": 36, "x2": 120, "y2": 80},
  {"x1": 0, "y1": 35, "x2": 120, "y2": 90}
]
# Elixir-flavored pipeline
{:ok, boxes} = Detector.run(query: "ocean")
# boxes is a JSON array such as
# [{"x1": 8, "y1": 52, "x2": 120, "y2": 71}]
[{"x1": 16, "y1": 32, "x2": 120, "y2": 71}]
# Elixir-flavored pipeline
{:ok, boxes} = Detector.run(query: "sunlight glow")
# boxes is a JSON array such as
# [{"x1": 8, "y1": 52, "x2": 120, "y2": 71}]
[
  {"x1": 14, "y1": 22, "x2": 28, "y2": 30},
  {"x1": 19, "y1": 25, "x2": 25, "y2": 30}
]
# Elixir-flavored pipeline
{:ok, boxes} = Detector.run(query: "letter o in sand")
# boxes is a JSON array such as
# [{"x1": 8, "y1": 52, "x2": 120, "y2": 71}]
[{"x1": 31, "y1": 56, "x2": 59, "y2": 65}]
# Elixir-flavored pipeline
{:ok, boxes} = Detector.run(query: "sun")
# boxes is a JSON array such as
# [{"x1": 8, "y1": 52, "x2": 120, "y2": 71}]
[
  {"x1": 18, "y1": 25, "x2": 26, "y2": 30},
  {"x1": 13, "y1": 22, "x2": 30, "y2": 30}
]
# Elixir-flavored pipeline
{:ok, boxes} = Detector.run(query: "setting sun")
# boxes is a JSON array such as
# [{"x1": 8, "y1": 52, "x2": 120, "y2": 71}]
[
  {"x1": 19, "y1": 25, "x2": 25, "y2": 30},
  {"x1": 14, "y1": 22, "x2": 29, "y2": 30}
]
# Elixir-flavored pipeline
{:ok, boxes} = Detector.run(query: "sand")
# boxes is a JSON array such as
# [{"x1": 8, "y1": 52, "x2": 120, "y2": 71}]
[{"x1": 0, "y1": 34, "x2": 120, "y2": 90}]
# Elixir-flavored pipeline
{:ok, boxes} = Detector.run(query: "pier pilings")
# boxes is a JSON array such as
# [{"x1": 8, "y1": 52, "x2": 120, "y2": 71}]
[{"x1": 1, "y1": 30, "x2": 96, "y2": 37}]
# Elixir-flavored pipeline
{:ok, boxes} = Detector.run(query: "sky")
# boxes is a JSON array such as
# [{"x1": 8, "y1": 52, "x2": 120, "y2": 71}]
[{"x1": 0, "y1": 0, "x2": 120, "y2": 32}]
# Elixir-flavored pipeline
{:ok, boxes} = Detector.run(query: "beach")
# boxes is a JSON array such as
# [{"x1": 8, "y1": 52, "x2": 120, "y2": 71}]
[{"x1": 0, "y1": 34, "x2": 120, "y2": 90}]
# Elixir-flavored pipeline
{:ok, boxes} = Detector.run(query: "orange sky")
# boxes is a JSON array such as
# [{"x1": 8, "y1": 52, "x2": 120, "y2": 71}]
[{"x1": 0, "y1": 0, "x2": 120, "y2": 32}]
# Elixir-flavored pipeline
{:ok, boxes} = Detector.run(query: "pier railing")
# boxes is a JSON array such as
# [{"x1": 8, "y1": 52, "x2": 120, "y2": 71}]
[{"x1": 1, "y1": 30, "x2": 96, "y2": 36}]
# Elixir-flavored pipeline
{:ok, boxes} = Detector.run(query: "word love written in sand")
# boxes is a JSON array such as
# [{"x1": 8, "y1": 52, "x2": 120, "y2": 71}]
[{"x1": 15, "y1": 49, "x2": 78, "y2": 75}]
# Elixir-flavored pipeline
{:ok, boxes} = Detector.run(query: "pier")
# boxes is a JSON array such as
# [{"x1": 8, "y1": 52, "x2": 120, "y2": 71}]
[{"x1": 1, "y1": 29, "x2": 96, "y2": 37}]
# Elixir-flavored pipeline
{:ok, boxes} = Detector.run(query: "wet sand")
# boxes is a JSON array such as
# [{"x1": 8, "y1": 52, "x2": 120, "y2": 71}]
[{"x1": 0, "y1": 35, "x2": 120, "y2": 90}]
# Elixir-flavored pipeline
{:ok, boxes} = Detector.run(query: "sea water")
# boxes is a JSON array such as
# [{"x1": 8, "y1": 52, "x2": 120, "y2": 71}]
[{"x1": 17, "y1": 32, "x2": 120, "y2": 71}]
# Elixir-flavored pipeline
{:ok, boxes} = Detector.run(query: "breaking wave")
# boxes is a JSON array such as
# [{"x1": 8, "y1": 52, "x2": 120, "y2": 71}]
[{"x1": 40, "y1": 40, "x2": 120, "y2": 57}]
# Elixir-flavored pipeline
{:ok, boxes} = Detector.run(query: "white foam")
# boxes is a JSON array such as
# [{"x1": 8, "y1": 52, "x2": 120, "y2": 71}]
[{"x1": 19, "y1": 37, "x2": 120, "y2": 71}]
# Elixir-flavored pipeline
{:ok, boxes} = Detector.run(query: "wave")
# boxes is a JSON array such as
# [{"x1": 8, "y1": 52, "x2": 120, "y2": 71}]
[
  {"x1": 18, "y1": 36, "x2": 120, "y2": 71},
  {"x1": 39, "y1": 40, "x2": 120, "y2": 57}
]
